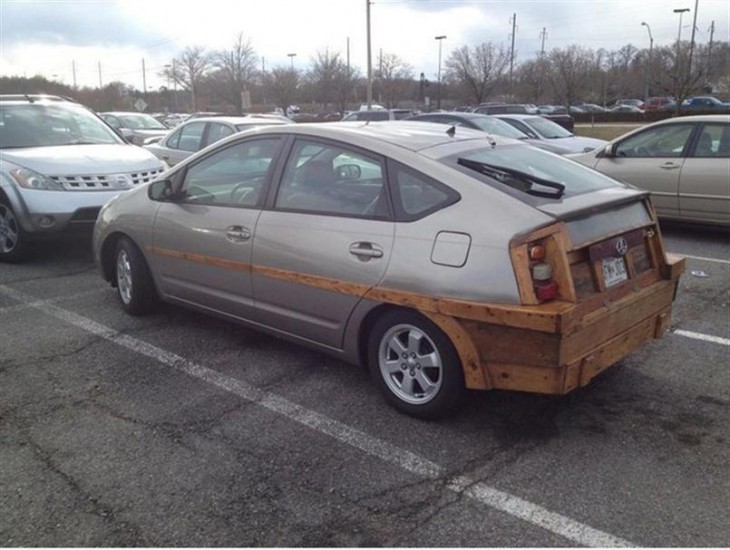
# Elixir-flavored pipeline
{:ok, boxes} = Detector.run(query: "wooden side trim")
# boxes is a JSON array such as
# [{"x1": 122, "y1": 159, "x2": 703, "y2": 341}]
[
  {"x1": 148, "y1": 245, "x2": 567, "y2": 333},
  {"x1": 420, "y1": 312, "x2": 490, "y2": 390},
  {"x1": 663, "y1": 253, "x2": 686, "y2": 281}
]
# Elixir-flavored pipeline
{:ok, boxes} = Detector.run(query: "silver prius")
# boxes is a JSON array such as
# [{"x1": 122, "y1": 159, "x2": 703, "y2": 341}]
[{"x1": 93, "y1": 122, "x2": 685, "y2": 419}]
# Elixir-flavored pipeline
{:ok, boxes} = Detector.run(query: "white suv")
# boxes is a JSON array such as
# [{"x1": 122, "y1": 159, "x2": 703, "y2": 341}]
[{"x1": 0, "y1": 95, "x2": 165, "y2": 262}]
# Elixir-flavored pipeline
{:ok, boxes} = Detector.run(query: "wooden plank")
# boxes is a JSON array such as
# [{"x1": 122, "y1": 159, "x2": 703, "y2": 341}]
[
  {"x1": 509, "y1": 243, "x2": 539, "y2": 305},
  {"x1": 663, "y1": 253, "x2": 686, "y2": 280},
  {"x1": 560, "y1": 280, "x2": 676, "y2": 361},
  {"x1": 487, "y1": 362, "x2": 565, "y2": 394},
  {"x1": 421, "y1": 312, "x2": 490, "y2": 390},
  {"x1": 461, "y1": 320, "x2": 560, "y2": 369},
  {"x1": 577, "y1": 315, "x2": 656, "y2": 386},
  {"x1": 545, "y1": 233, "x2": 577, "y2": 302}
]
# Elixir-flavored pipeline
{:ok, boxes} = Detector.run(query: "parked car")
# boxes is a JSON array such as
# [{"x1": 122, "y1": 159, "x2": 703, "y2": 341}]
[
  {"x1": 474, "y1": 104, "x2": 575, "y2": 132},
  {"x1": 570, "y1": 115, "x2": 730, "y2": 226},
  {"x1": 163, "y1": 113, "x2": 189, "y2": 128},
  {"x1": 613, "y1": 99, "x2": 644, "y2": 109},
  {"x1": 644, "y1": 97, "x2": 674, "y2": 111},
  {"x1": 406, "y1": 112, "x2": 580, "y2": 155},
  {"x1": 93, "y1": 121, "x2": 684, "y2": 418},
  {"x1": 579, "y1": 103, "x2": 608, "y2": 113},
  {"x1": 342, "y1": 109, "x2": 418, "y2": 121},
  {"x1": 144, "y1": 116, "x2": 289, "y2": 167},
  {"x1": 99, "y1": 111, "x2": 170, "y2": 145},
  {"x1": 0, "y1": 95, "x2": 165, "y2": 262},
  {"x1": 681, "y1": 96, "x2": 730, "y2": 111},
  {"x1": 610, "y1": 105, "x2": 644, "y2": 113},
  {"x1": 493, "y1": 114, "x2": 607, "y2": 154}
]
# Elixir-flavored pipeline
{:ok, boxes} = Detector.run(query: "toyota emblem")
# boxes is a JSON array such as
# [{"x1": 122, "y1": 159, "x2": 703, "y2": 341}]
[{"x1": 614, "y1": 237, "x2": 628, "y2": 256}]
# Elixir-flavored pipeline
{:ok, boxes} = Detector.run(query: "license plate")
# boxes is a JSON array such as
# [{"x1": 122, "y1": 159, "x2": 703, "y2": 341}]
[{"x1": 602, "y1": 257, "x2": 628, "y2": 287}]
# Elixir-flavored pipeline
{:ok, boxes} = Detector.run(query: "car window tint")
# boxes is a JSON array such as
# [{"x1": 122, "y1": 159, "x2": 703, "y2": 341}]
[
  {"x1": 177, "y1": 121, "x2": 206, "y2": 152},
  {"x1": 692, "y1": 124, "x2": 730, "y2": 158},
  {"x1": 391, "y1": 163, "x2": 458, "y2": 220},
  {"x1": 616, "y1": 124, "x2": 694, "y2": 158},
  {"x1": 205, "y1": 122, "x2": 234, "y2": 147},
  {"x1": 276, "y1": 139, "x2": 387, "y2": 218},
  {"x1": 180, "y1": 138, "x2": 281, "y2": 207}
]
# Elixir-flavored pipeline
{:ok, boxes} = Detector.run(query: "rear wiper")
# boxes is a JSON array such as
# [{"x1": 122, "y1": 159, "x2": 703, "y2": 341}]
[{"x1": 457, "y1": 157, "x2": 566, "y2": 199}]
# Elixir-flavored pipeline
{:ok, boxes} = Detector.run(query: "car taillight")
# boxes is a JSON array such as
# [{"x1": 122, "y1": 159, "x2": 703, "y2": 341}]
[{"x1": 529, "y1": 244, "x2": 559, "y2": 302}]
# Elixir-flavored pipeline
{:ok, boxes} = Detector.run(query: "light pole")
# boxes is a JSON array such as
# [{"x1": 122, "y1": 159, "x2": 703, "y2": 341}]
[
  {"x1": 287, "y1": 52, "x2": 297, "y2": 70},
  {"x1": 641, "y1": 22, "x2": 653, "y2": 99},
  {"x1": 435, "y1": 35, "x2": 446, "y2": 111},
  {"x1": 673, "y1": 7, "x2": 690, "y2": 86}
]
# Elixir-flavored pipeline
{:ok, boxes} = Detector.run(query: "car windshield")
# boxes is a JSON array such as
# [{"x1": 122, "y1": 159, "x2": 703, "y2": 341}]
[
  {"x1": 118, "y1": 114, "x2": 167, "y2": 129},
  {"x1": 468, "y1": 117, "x2": 528, "y2": 139},
  {"x1": 439, "y1": 142, "x2": 621, "y2": 198},
  {"x1": 524, "y1": 116, "x2": 573, "y2": 139},
  {"x1": 0, "y1": 103, "x2": 122, "y2": 148}
]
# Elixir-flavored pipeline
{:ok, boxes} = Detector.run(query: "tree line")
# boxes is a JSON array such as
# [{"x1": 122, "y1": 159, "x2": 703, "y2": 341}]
[{"x1": 3, "y1": 31, "x2": 728, "y2": 114}]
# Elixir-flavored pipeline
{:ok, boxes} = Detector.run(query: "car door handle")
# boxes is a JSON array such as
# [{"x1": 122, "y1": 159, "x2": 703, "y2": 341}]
[
  {"x1": 660, "y1": 162, "x2": 681, "y2": 170},
  {"x1": 226, "y1": 225, "x2": 251, "y2": 243},
  {"x1": 349, "y1": 242, "x2": 383, "y2": 259}
]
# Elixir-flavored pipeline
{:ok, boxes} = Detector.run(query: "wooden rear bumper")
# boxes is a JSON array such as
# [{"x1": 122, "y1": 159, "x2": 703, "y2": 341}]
[{"x1": 422, "y1": 255, "x2": 685, "y2": 394}]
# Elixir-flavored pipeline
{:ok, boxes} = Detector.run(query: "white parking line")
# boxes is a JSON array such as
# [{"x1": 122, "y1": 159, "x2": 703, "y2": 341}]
[
  {"x1": 680, "y1": 254, "x2": 730, "y2": 265},
  {"x1": 674, "y1": 329, "x2": 730, "y2": 347},
  {"x1": 0, "y1": 288, "x2": 107, "y2": 315},
  {"x1": 0, "y1": 284, "x2": 633, "y2": 548}
]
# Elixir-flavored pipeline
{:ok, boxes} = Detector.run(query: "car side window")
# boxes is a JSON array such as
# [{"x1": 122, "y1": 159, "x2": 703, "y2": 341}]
[
  {"x1": 389, "y1": 161, "x2": 460, "y2": 221},
  {"x1": 179, "y1": 138, "x2": 281, "y2": 207},
  {"x1": 205, "y1": 123, "x2": 234, "y2": 147},
  {"x1": 103, "y1": 115, "x2": 120, "y2": 129},
  {"x1": 615, "y1": 124, "x2": 694, "y2": 158},
  {"x1": 275, "y1": 139, "x2": 388, "y2": 218},
  {"x1": 692, "y1": 124, "x2": 730, "y2": 158},
  {"x1": 164, "y1": 128, "x2": 182, "y2": 149},
  {"x1": 177, "y1": 121, "x2": 206, "y2": 152}
]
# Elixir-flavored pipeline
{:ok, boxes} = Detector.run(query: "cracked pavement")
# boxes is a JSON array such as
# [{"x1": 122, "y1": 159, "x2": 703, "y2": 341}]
[{"x1": 1, "y1": 229, "x2": 729, "y2": 546}]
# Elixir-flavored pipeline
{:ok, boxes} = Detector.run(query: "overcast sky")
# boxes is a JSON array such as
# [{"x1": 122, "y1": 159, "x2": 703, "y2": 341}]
[{"x1": 1, "y1": 0, "x2": 728, "y2": 90}]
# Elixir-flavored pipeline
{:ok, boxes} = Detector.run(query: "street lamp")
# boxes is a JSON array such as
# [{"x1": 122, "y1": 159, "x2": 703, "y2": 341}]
[
  {"x1": 641, "y1": 22, "x2": 654, "y2": 99},
  {"x1": 287, "y1": 52, "x2": 297, "y2": 70},
  {"x1": 673, "y1": 8, "x2": 690, "y2": 80},
  {"x1": 435, "y1": 35, "x2": 446, "y2": 111}
]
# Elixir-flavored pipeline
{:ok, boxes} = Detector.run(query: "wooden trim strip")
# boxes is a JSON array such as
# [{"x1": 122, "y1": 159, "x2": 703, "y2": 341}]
[{"x1": 147, "y1": 245, "x2": 568, "y2": 333}]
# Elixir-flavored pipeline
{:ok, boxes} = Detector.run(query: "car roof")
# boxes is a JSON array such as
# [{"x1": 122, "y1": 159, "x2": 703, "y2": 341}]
[
  {"x1": 648, "y1": 114, "x2": 730, "y2": 124},
  {"x1": 251, "y1": 121, "x2": 508, "y2": 152},
  {"x1": 180, "y1": 116, "x2": 289, "y2": 125},
  {"x1": 101, "y1": 111, "x2": 156, "y2": 116},
  {"x1": 492, "y1": 114, "x2": 541, "y2": 121}
]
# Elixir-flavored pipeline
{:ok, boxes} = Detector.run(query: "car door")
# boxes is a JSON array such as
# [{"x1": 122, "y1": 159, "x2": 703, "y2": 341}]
[
  {"x1": 678, "y1": 122, "x2": 730, "y2": 224},
  {"x1": 150, "y1": 136, "x2": 283, "y2": 320},
  {"x1": 252, "y1": 137, "x2": 394, "y2": 349},
  {"x1": 158, "y1": 121, "x2": 207, "y2": 166},
  {"x1": 593, "y1": 122, "x2": 696, "y2": 218}
]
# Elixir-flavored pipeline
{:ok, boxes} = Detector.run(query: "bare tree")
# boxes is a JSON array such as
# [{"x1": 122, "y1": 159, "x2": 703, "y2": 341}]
[
  {"x1": 267, "y1": 67, "x2": 299, "y2": 114},
  {"x1": 211, "y1": 32, "x2": 258, "y2": 114},
  {"x1": 306, "y1": 48, "x2": 354, "y2": 111},
  {"x1": 547, "y1": 45, "x2": 595, "y2": 108},
  {"x1": 444, "y1": 43, "x2": 510, "y2": 105},
  {"x1": 652, "y1": 43, "x2": 705, "y2": 113},
  {"x1": 163, "y1": 46, "x2": 211, "y2": 111},
  {"x1": 374, "y1": 52, "x2": 414, "y2": 108}
]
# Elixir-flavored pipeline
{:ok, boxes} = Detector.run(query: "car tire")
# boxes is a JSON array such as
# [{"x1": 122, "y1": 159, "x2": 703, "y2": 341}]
[
  {"x1": 115, "y1": 237, "x2": 157, "y2": 315},
  {"x1": 0, "y1": 197, "x2": 32, "y2": 263},
  {"x1": 367, "y1": 310, "x2": 465, "y2": 419}
]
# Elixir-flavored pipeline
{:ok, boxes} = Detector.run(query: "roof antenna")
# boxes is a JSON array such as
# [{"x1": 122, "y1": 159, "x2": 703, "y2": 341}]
[
  {"x1": 446, "y1": 125, "x2": 456, "y2": 138},
  {"x1": 486, "y1": 135, "x2": 497, "y2": 148}
]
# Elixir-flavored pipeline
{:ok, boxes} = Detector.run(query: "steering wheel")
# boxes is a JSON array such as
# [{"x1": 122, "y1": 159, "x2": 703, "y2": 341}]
[{"x1": 230, "y1": 182, "x2": 254, "y2": 204}]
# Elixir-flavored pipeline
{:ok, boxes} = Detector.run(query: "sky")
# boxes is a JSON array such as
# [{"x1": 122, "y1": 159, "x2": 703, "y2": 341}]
[{"x1": 1, "y1": 0, "x2": 729, "y2": 91}]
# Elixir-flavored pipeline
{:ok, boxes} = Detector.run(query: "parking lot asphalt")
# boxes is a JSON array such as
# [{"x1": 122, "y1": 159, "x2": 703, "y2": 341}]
[{"x1": 1, "y1": 224, "x2": 728, "y2": 547}]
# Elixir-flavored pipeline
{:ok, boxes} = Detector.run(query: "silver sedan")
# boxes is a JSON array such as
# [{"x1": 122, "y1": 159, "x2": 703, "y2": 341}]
[
  {"x1": 94, "y1": 122, "x2": 684, "y2": 419},
  {"x1": 570, "y1": 115, "x2": 730, "y2": 226},
  {"x1": 145, "y1": 116, "x2": 289, "y2": 167}
]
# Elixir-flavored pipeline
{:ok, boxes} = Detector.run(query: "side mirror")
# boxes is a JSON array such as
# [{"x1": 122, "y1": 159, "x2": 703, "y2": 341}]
[
  {"x1": 599, "y1": 143, "x2": 616, "y2": 158},
  {"x1": 148, "y1": 179, "x2": 181, "y2": 202}
]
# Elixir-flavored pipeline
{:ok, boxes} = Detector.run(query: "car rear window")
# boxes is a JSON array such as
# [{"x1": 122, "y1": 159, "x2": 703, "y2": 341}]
[{"x1": 437, "y1": 142, "x2": 622, "y2": 200}]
